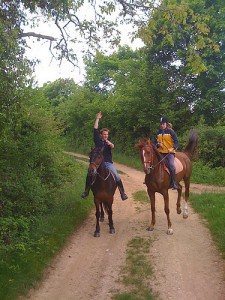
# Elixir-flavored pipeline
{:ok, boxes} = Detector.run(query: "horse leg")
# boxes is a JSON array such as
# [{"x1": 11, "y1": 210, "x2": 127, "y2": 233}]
[
  {"x1": 108, "y1": 206, "x2": 115, "y2": 234},
  {"x1": 147, "y1": 191, "x2": 156, "y2": 231},
  {"x1": 94, "y1": 202, "x2": 100, "y2": 237},
  {"x1": 176, "y1": 183, "x2": 182, "y2": 214},
  {"x1": 100, "y1": 202, "x2": 104, "y2": 222},
  {"x1": 164, "y1": 192, "x2": 173, "y2": 235},
  {"x1": 183, "y1": 178, "x2": 190, "y2": 219}
]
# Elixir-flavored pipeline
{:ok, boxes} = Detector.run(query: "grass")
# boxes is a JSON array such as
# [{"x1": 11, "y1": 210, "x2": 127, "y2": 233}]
[
  {"x1": 111, "y1": 191, "x2": 157, "y2": 300},
  {"x1": 189, "y1": 192, "x2": 225, "y2": 259},
  {"x1": 0, "y1": 157, "x2": 94, "y2": 300},
  {"x1": 133, "y1": 190, "x2": 149, "y2": 204},
  {"x1": 112, "y1": 237, "x2": 158, "y2": 300}
]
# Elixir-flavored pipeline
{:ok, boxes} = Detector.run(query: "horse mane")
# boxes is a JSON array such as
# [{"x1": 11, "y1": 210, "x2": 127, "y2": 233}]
[
  {"x1": 152, "y1": 143, "x2": 164, "y2": 161},
  {"x1": 135, "y1": 138, "x2": 163, "y2": 161},
  {"x1": 183, "y1": 129, "x2": 198, "y2": 160},
  {"x1": 135, "y1": 137, "x2": 151, "y2": 148}
]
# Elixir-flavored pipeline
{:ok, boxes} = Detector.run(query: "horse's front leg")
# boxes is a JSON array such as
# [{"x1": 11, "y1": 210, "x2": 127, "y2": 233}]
[
  {"x1": 163, "y1": 191, "x2": 173, "y2": 235},
  {"x1": 94, "y1": 201, "x2": 100, "y2": 237},
  {"x1": 176, "y1": 183, "x2": 182, "y2": 214},
  {"x1": 183, "y1": 178, "x2": 190, "y2": 219},
  {"x1": 147, "y1": 190, "x2": 156, "y2": 231},
  {"x1": 100, "y1": 202, "x2": 104, "y2": 222},
  {"x1": 108, "y1": 206, "x2": 115, "y2": 234}
]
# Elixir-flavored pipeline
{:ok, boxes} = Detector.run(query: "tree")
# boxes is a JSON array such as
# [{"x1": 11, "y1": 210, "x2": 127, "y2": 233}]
[
  {"x1": 1, "y1": 0, "x2": 156, "y2": 68},
  {"x1": 139, "y1": 0, "x2": 225, "y2": 127}
]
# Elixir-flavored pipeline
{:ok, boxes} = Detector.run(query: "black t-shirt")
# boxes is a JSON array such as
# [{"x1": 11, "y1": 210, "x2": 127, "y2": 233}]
[{"x1": 93, "y1": 128, "x2": 113, "y2": 163}]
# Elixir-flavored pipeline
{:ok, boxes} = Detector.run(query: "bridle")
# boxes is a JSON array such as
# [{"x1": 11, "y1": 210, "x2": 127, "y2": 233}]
[
  {"x1": 141, "y1": 144, "x2": 169, "y2": 174},
  {"x1": 88, "y1": 150, "x2": 111, "y2": 183},
  {"x1": 142, "y1": 145, "x2": 154, "y2": 171}
]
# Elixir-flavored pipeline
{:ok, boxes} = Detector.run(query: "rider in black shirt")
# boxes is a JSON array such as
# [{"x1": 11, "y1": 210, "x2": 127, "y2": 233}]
[{"x1": 81, "y1": 111, "x2": 128, "y2": 200}]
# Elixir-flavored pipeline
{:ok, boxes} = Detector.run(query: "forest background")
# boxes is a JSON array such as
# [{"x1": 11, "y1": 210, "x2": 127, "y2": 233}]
[{"x1": 0, "y1": 0, "x2": 224, "y2": 299}]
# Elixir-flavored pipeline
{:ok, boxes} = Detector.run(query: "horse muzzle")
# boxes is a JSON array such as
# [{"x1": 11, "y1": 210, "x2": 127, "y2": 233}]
[
  {"x1": 88, "y1": 167, "x2": 97, "y2": 176},
  {"x1": 145, "y1": 167, "x2": 151, "y2": 175}
]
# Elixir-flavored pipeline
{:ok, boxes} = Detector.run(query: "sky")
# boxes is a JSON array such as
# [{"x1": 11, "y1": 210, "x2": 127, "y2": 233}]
[
  {"x1": 26, "y1": 34, "x2": 144, "y2": 87},
  {"x1": 25, "y1": 8, "x2": 145, "y2": 87}
]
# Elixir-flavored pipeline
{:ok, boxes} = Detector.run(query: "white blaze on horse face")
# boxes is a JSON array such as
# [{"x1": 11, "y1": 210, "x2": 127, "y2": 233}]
[
  {"x1": 142, "y1": 149, "x2": 148, "y2": 170},
  {"x1": 142, "y1": 148, "x2": 151, "y2": 174}
]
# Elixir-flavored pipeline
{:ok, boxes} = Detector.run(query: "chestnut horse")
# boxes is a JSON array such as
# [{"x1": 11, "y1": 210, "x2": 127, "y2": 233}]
[
  {"x1": 88, "y1": 147, "x2": 117, "y2": 237},
  {"x1": 135, "y1": 130, "x2": 198, "y2": 235}
]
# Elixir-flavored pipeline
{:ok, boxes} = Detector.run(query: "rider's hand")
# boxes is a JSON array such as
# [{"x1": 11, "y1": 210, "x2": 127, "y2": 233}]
[{"x1": 96, "y1": 111, "x2": 102, "y2": 119}]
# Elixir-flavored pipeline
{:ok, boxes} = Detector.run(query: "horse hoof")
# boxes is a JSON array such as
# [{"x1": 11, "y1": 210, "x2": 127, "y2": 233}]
[
  {"x1": 146, "y1": 227, "x2": 154, "y2": 231},
  {"x1": 183, "y1": 214, "x2": 188, "y2": 219},
  {"x1": 94, "y1": 231, "x2": 100, "y2": 237},
  {"x1": 110, "y1": 228, "x2": 115, "y2": 234},
  {"x1": 177, "y1": 208, "x2": 182, "y2": 214},
  {"x1": 167, "y1": 228, "x2": 173, "y2": 235}
]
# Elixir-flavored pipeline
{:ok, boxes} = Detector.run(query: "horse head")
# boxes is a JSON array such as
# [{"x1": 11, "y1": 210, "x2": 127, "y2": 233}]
[
  {"x1": 88, "y1": 147, "x2": 104, "y2": 176},
  {"x1": 135, "y1": 138, "x2": 154, "y2": 175}
]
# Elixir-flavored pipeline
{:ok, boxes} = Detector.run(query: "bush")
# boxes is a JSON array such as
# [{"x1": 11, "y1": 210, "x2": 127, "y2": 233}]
[{"x1": 197, "y1": 126, "x2": 225, "y2": 168}]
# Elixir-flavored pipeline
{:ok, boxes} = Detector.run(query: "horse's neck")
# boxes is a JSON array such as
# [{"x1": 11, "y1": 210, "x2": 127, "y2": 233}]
[
  {"x1": 99, "y1": 162, "x2": 109, "y2": 176},
  {"x1": 153, "y1": 150, "x2": 165, "y2": 171}
]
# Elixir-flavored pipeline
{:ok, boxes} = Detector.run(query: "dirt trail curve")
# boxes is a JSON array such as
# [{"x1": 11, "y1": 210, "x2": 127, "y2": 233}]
[{"x1": 25, "y1": 152, "x2": 225, "y2": 300}]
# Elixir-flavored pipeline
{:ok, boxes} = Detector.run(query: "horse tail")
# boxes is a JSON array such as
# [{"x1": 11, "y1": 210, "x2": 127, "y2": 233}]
[{"x1": 183, "y1": 129, "x2": 198, "y2": 160}]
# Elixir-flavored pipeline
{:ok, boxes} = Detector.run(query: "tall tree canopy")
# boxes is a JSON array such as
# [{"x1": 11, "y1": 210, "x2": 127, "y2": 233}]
[{"x1": 139, "y1": 0, "x2": 225, "y2": 126}]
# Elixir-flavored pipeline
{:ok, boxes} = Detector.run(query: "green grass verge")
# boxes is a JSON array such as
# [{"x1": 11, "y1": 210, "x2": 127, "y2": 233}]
[
  {"x1": 0, "y1": 158, "x2": 94, "y2": 300},
  {"x1": 189, "y1": 192, "x2": 225, "y2": 259}
]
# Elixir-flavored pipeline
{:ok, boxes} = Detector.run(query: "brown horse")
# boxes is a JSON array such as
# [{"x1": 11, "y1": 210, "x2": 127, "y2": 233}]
[
  {"x1": 135, "y1": 130, "x2": 198, "y2": 235},
  {"x1": 88, "y1": 147, "x2": 117, "y2": 237}
]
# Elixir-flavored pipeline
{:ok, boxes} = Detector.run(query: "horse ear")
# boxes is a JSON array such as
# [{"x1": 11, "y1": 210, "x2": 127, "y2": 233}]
[{"x1": 135, "y1": 140, "x2": 142, "y2": 148}]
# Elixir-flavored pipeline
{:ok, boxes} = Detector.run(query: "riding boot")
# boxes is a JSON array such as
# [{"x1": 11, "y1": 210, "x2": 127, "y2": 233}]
[
  {"x1": 81, "y1": 175, "x2": 91, "y2": 199},
  {"x1": 117, "y1": 180, "x2": 128, "y2": 201},
  {"x1": 170, "y1": 169, "x2": 179, "y2": 190}
]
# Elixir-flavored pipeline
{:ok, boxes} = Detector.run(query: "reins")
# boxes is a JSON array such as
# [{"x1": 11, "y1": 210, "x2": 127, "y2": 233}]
[{"x1": 89, "y1": 160, "x2": 112, "y2": 185}]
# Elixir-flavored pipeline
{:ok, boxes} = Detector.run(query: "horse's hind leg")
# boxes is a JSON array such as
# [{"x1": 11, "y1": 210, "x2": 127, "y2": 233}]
[
  {"x1": 94, "y1": 203, "x2": 100, "y2": 237},
  {"x1": 176, "y1": 183, "x2": 182, "y2": 214},
  {"x1": 183, "y1": 178, "x2": 190, "y2": 219},
  {"x1": 108, "y1": 207, "x2": 115, "y2": 234}
]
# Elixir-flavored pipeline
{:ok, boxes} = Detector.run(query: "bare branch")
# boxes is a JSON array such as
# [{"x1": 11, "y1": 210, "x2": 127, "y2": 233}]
[{"x1": 19, "y1": 32, "x2": 57, "y2": 41}]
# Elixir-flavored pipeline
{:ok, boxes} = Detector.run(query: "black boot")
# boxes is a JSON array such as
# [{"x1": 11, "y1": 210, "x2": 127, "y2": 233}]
[
  {"x1": 170, "y1": 170, "x2": 179, "y2": 190},
  {"x1": 81, "y1": 175, "x2": 91, "y2": 199},
  {"x1": 117, "y1": 180, "x2": 128, "y2": 201}
]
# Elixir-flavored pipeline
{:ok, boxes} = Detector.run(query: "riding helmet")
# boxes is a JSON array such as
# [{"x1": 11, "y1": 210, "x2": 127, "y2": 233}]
[{"x1": 160, "y1": 117, "x2": 170, "y2": 124}]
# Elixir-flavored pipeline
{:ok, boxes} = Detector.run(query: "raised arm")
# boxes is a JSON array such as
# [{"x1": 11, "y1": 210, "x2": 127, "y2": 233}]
[{"x1": 94, "y1": 111, "x2": 102, "y2": 129}]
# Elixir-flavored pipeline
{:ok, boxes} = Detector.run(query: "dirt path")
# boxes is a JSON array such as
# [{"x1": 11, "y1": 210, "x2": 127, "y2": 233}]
[{"x1": 25, "y1": 153, "x2": 225, "y2": 300}]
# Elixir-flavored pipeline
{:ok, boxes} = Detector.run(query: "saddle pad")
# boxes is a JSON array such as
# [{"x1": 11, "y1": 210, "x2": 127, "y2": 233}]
[{"x1": 164, "y1": 157, "x2": 183, "y2": 175}]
